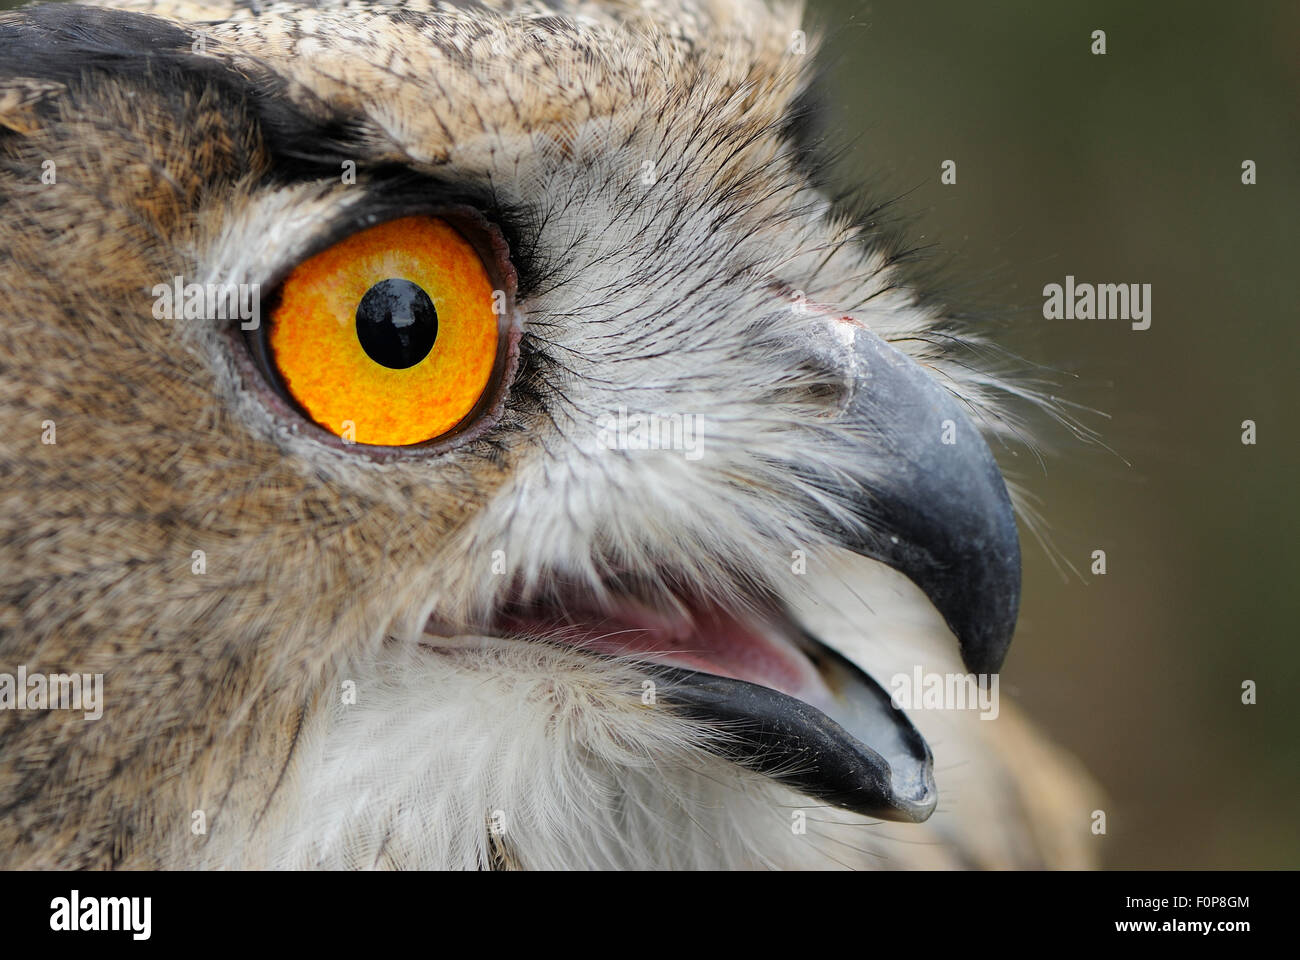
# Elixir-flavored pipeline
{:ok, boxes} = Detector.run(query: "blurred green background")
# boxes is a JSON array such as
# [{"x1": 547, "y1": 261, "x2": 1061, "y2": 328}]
[
  {"x1": 2, "y1": 0, "x2": 1292, "y2": 868},
  {"x1": 808, "y1": 0, "x2": 1298, "y2": 867}
]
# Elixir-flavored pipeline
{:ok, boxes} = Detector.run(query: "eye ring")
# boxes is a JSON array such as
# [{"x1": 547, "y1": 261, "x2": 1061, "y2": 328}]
[{"x1": 238, "y1": 204, "x2": 522, "y2": 460}]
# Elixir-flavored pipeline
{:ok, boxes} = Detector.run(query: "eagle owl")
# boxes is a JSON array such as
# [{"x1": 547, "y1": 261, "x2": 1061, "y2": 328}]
[{"x1": 0, "y1": 0, "x2": 1095, "y2": 869}]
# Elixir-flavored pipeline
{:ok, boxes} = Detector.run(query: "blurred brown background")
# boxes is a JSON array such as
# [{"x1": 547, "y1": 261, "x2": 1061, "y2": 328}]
[{"x1": 810, "y1": 0, "x2": 1298, "y2": 867}]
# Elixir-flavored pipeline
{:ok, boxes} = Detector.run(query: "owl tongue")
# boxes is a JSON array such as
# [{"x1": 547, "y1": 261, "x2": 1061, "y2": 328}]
[{"x1": 496, "y1": 594, "x2": 836, "y2": 714}]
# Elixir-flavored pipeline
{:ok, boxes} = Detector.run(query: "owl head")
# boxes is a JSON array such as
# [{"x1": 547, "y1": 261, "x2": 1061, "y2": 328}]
[{"x1": 0, "y1": 0, "x2": 1091, "y2": 868}]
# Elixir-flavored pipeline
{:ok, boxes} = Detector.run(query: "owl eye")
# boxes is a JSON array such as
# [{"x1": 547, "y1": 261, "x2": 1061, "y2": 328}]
[{"x1": 263, "y1": 215, "x2": 500, "y2": 447}]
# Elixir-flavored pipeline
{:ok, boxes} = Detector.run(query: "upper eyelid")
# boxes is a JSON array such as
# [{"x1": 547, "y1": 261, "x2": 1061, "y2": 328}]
[
  {"x1": 197, "y1": 171, "x2": 514, "y2": 288},
  {"x1": 271, "y1": 186, "x2": 529, "y2": 293}
]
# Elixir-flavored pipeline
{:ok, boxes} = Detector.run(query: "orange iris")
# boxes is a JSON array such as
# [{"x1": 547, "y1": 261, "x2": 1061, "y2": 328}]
[{"x1": 268, "y1": 216, "x2": 499, "y2": 446}]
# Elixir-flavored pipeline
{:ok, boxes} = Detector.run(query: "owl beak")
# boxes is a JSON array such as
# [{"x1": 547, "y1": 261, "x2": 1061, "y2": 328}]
[
  {"x1": 826, "y1": 325, "x2": 1021, "y2": 675},
  {"x1": 649, "y1": 326, "x2": 1020, "y2": 820}
]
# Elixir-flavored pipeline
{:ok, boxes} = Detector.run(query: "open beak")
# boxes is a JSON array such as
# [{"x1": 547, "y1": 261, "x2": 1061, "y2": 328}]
[{"x1": 657, "y1": 324, "x2": 1020, "y2": 821}]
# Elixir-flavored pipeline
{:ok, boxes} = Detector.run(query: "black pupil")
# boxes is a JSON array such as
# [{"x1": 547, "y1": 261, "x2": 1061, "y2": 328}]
[{"x1": 355, "y1": 278, "x2": 438, "y2": 369}]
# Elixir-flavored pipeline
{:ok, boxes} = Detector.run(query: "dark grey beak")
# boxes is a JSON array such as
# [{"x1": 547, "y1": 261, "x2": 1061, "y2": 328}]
[{"x1": 826, "y1": 326, "x2": 1021, "y2": 674}]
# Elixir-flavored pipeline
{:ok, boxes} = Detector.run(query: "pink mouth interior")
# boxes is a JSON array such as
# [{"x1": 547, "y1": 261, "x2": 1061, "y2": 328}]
[{"x1": 496, "y1": 594, "x2": 836, "y2": 714}]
